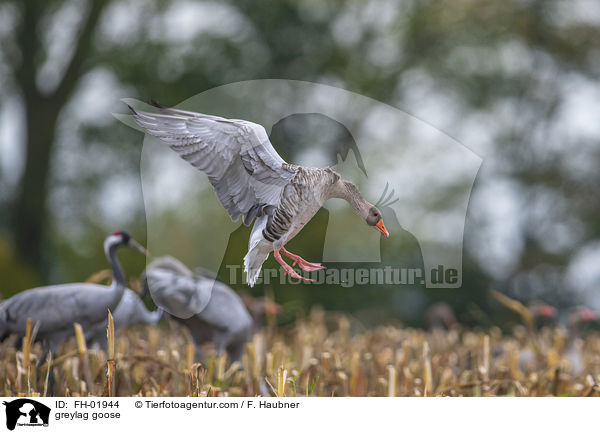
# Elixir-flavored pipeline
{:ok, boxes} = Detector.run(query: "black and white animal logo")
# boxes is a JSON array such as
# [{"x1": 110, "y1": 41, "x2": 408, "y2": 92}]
[{"x1": 3, "y1": 399, "x2": 50, "y2": 431}]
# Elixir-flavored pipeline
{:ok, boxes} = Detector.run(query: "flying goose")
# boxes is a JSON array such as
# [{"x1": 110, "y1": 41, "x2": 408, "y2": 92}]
[{"x1": 127, "y1": 102, "x2": 389, "y2": 287}]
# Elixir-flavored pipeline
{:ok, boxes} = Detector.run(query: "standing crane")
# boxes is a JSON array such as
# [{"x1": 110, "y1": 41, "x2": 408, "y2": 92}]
[
  {"x1": 564, "y1": 307, "x2": 597, "y2": 376},
  {"x1": 142, "y1": 256, "x2": 256, "y2": 363},
  {"x1": 0, "y1": 231, "x2": 147, "y2": 389},
  {"x1": 239, "y1": 292, "x2": 282, "y2": 326},
  {"x1": 85, "y1": 288, "x2": 163, "y2": 351},
  {"x1": 490, "y1": 289, "x2": 557, "y2": 332},
  {"x1": 425, "y1": 302, "x2": 458, "y2": 331}
]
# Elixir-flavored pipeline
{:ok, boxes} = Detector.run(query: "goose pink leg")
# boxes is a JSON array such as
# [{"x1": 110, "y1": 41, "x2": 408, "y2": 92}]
[
  {"x1": 280, "y1": 247, "x2": 326, "y2": 271},
  {"x1": 274, "y1": 249, "x2": 314, "y2": 282}
]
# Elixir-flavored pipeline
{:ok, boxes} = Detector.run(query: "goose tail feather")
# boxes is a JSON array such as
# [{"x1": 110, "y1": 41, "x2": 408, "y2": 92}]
[{"x1": 243, "y1": 249, "x2": 269, "y2": 287}]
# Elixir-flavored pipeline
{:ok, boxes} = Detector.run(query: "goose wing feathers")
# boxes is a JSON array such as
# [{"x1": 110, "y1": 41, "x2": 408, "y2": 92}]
[{"x1": 129, "y1": 104, "x2": 297, "y2": 224}]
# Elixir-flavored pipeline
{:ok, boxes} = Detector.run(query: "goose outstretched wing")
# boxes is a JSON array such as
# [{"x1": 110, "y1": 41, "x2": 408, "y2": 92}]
[{"x1": 128, "y1": 102, "x2": 297, "y2": 224}]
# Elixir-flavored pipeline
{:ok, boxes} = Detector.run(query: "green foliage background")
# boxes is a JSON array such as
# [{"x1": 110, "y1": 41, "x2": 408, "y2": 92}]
[{"x1": 0, "y1": 0, "x2": 598, "y2": 327}]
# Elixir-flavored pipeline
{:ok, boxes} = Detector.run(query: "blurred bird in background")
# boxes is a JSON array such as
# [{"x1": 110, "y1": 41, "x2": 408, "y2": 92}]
[
  {"x1": 143, "y1": 256, "x2": 278, "y2": 363},
  {"x1": 425, "y1": 302, "x2": 459, "y2": 331},
  {"x1": 563, "y1": 307, "x2": 598, "y2": 376},
  {"x1": 0, "y1": 231, "x2": 147, "y2": 392}
]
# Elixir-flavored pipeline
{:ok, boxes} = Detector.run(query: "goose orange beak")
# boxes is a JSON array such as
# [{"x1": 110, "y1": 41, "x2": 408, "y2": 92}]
[{"x1": 375, "y1": 219, "x2": 389, "y2": 238}]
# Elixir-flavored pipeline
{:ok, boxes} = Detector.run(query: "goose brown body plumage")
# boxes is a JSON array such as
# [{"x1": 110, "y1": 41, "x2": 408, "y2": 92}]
[{"x1": 128, "y1": 101, "x2": 389, "y2": 286}]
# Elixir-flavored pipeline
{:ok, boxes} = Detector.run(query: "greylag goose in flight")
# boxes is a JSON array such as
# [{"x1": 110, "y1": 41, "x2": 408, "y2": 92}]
[{"x1": 127, "y1": 102, "x2": 389, "y2": 287}]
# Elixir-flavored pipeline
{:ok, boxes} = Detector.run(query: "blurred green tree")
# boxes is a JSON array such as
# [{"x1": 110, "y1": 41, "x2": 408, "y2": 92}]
[
  {"x1": 6, "y1": 0, "x2": 113, "y2": 275},
  {"x1": 0, "y1": 0, "x2": 598, "y2": 323}
]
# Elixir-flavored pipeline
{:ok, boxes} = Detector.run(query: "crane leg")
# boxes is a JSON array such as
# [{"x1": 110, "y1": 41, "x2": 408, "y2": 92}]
[
  {"x1": 280, "y1": 247, "x2": 325, "y2": 271},
  {"x1": 274, "y1": 249, "x2": 314, "y2": 282}
]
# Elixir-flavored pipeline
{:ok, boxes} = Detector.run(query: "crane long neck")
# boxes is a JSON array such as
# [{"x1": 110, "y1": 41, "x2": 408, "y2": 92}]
[
  {"x1": 567, "y1": 321, "x2": 581, "y2": 347},
  {"x1": 107, "y1": 245, "x2": 127, "y2": 309},
  {"x1": 108, "y1": 245, "x2": 126, "y2": 288}
]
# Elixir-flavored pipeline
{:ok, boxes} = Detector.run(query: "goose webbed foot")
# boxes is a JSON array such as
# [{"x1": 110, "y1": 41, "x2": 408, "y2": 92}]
[
  {"x1": 274, "y1": 249, "x2": 314, "y2": 282},
  {"x1": 280, "y1": 247, "x2": 326, "y2": 272}
]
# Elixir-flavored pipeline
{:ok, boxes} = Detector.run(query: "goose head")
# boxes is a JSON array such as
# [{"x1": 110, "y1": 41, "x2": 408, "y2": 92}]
[{"x1": 366, "y1": 206, "x2": 389, "y2": 237}]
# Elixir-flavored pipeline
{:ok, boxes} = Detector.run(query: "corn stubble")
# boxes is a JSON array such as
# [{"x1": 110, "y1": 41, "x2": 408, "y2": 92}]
[{"x1": 1, "y1": 309, "x2": 600, "y2": 397}]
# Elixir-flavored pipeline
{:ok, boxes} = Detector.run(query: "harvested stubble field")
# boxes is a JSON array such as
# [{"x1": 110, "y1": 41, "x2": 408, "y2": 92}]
[{"x1": 2, "y1": 309, "x2": 600, "y2": 397}]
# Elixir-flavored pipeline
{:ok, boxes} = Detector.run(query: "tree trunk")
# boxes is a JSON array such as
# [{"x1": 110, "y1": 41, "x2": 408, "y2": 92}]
[
  {"x1": 11, "y1": 97, "x2": 59, "y2": 277},
  {"x1": 9, "y1": 1, "x2": 111, "y2": 281}
]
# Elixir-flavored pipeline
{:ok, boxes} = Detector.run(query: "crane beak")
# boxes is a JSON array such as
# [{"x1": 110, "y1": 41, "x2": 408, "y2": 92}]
[
  {"x1": 129, "y1": 239, "x2": 150, "y2": 256},
  {"x1": 375, "y1": 219, "x2": 389, "y2": 238}
]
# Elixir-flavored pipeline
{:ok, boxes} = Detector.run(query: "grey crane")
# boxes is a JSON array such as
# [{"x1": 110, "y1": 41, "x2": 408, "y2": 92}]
[
  {"x1": 239, "y1": 292, "x2": 282, "y2": 326},
  {"x1": 0, "y1": 231, "x2": 146, "y2": 390},
  {"x1": 425, "y1": 302, "x2": 458, "y2": 331},
  {"x1": 142, "y1": 256, "x2": 256, "y2": 363},
  {"x1": 564, "y1": 307, "x2": 597, "y2": 376},
  {"x1": 513, "y1": 302, "x2": 557, "y2": 372},
  {"x1": 85, "y1": 288, "x2": 163, "y2": 351},
  {"x1": 517, "y1": 306, "x2": 598, "y2": 375},
  {"x1": 127, "y1": 101, "x2": 389, "y2": 287}
]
